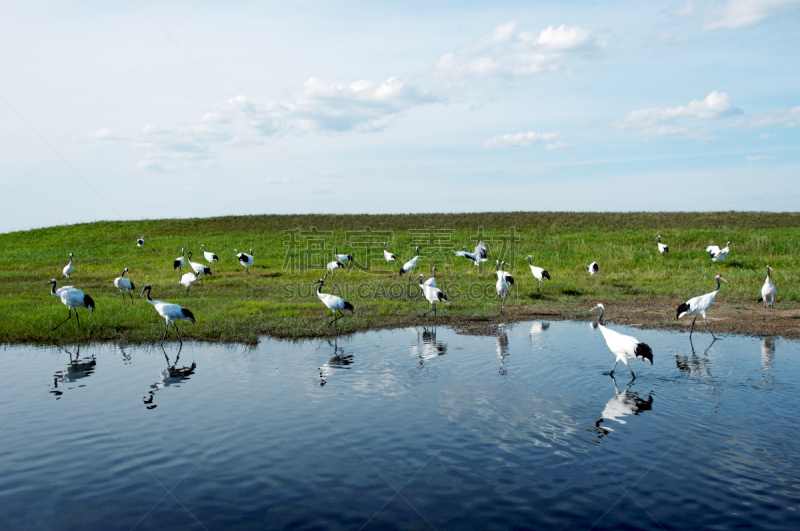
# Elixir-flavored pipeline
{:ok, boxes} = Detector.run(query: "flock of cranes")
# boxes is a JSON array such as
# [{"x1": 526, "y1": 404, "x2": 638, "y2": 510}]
[{"x1": 43, "y1": 235, "x2": 778, "y2": 369}]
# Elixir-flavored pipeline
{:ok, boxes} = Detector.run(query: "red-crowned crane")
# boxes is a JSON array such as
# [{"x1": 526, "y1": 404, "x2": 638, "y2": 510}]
[
  {"x1": 314, "y1": 274, "x2": 354, "y2": 326},
  {"x1": 174, "y1": 248, "x2": 185, "y2": 276},
  {"x1": 327, "y1": 260, "x2": 345, "y2": 275},
  {"x1": 656, "y1": 236, "x2": 669, "y2": 256},
  {"x1": 383, "y1": 242, "x2": 396, "y2": 263},
  {"x1": 495, "y1": 260, "x2": 511, "y2": 314},
  {"x1": 423, "y1": 265, "x2": 437, "y2": 287},
  {"x1": 137, "y1": 236, "x2": 144, "y2": 248},
  {"x1": 235, "y1": 248, "x2": 254, "y2": 274},
  {"x1": 334, "y1": 247, "x2": 353, "y2": 263},
  {"x1": 399, "y1": 246, "x2": 420, "y2": 278},
  {"x1": 495, "y1": 260, "x2": 515, "y2": 285},
  {"x1": 525, "y1": 255, "x2": 550, "y2": 290},
  {"x1": 587, "y1": 262, "x2": 599, "y2": 285},
  {"x1": 179, "y1": 271, "x2": 198, "y2": 296},
  {"x1": 418, "y1": 273, "x2": 448, "y2": 317},
  {"x1": 113, "y1": 267, "x2": 136, "y2": 304},
  {"x1": 592, "y1": 303, "x2": 653, "y2": 380},
  {"x1": 200, "y1": 244, "x2": 219, "y2": 264},
  {"x1": 44, "y1": 278, "x2": 95, "y2": 330},
  {"x1": 63, "y1": 253, "x2": 75, "y2": 282},
  {"x1": 677, "y1": 274, "x2": 727, "y2": 338},
  {"x1": 757, "y1": 265, "x2": 776, "y2": 320},
  {"x1": 187, "y1": 251, "x2": 212, "y2": 284},
  {"x1": 706, "y1": 241, "x2": 731, "y2": 262},
  {"x1": 455, "y1": 241, "x2": 488, "y2": 271},
  {"x1": 141, "y1": 284, "x2": 195, "y2": 344}
]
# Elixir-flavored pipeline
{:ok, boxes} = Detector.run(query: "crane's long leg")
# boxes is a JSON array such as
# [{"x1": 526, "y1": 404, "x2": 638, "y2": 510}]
[
  {"x1": 173, "y1": 321, "x2": 183, "y2": 345},
  {"x1": 162, "y1": 320, "x2": 170, "y2": 341},
  {"x1": 609, "y1": 360, "x2": 618, "y2": 376},
  {"x1": 53, "y1": 309, "x2": 72, "y2": 330},
  {"x1": 74, "y1": 309, "x2": 81, "y2": 329},
  {"x1": 772, "y1": 303, "x2": 775, "y2": 320},
  {"x1": 703, "y1": 315, "x2": 717, "y2": 339},
  {"x1": 764, "y1": 302, "x2": 767, "y2": 320},
  {"x1": 129, "y1": 291, "x2": 135, "y2": 304},
  {"x1": 120, "y1": 291, "x2": 126, "y2": 305},
  {"x1": 690, "y1": 314, "x2": 698, "y2": 337},
  {"x1": 627, "y1": 363, "x2": 636, "y2": 380},
  {"x1": 538, "y1": 279, "x2": 542, "y2": 291}
]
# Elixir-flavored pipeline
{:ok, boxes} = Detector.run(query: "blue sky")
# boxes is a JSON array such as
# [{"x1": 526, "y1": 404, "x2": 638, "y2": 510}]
[{"x1": 1, "y1": 0, "x2": 799, "y2": 232}]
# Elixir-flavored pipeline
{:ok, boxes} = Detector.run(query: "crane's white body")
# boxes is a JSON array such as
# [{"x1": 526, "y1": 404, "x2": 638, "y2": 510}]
[
  {"x1": 656, "y1": 236, "x2": 669, "y2": 256},
  {"x1": 423, "y1": 266, "x2": 437, "y2": 287},
  {"x1": 677, "y1": 274, "x2": 726, "y2": 338},
  {"x1": 587, "y1": 262, "x2": 599, "y2": 284},
  {"x1": 142, "y1": 285, "x2": 195, "y2": 343},
  {"x1": 180, "y1": 272, "x2": 198, "y2": 295},
  {"x1": 383, "y1": 242, "x2": 396, "y2": 263},
  {"x1": 706, "y1": 241, "x2": 730, "y2": 262},
  {"x1": 174, "y1": 248, "x2": 185, "y2": 274},
  {"x1": 45, "y1": 279, "x2": 94, "y2": 330},
  {"x1": 593, "y1": 304, "x2": 653, "y2": 379},
  {"x1": 187, "y1": 252, "x2": 212, "y2": 279},
  {"x1": 496, "y1": 261, "x2": 510, "y2": 313},
  {"x1": 334, "y1": 247, "x2": 353, "y2": 262},
  {"x1": 418, "y1": 274, "x2": 448, "y2": 317},
  {"x1": 759, "y1": 265, "x2": 776, "y2": 320},
  {"x1": 327, "y1": 260, "x2": 344, "y2": 274},
  {"x1": 62, "y1": 253, "x2": 74, "y2": 282},
  {"x1": 399, "y1": 247, "x2": 420, "y2": 277},
  {"x1": 113, "y1": 268, "x2": 135, "y2": 304},
  {"x1": 525, "y1": 255, "x2": 550, "y2": 290},
  {"x1": 314, "y1": 277, "x2": 354, "y2": 326},
  {"x1": 200, "y1": 244, "x2": 219, "y2": 264},
  {"x1": 235, "y1": 248, "x2": 254, "y2": 274},
  {"x1": 455, "y1": 241, "x2": 488, "y2": 270}
]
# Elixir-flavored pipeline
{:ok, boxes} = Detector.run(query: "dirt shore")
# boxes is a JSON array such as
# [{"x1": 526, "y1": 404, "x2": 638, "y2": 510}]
[{"x1": 388, "y1": 300, "x2": 800, "y2": 339}]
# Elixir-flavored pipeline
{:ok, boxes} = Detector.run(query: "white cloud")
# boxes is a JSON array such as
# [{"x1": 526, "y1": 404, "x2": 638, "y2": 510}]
[
  {"x1": 746, "y1": 155, "x2": 777, "y2": 161},
  {"x1": 616, "y1": 91, "x2": 742, "y2": 141},
  {"x1": 89, "y1": 127, "x2": 115, "y2": 139},
  {"x1": 737, "y1": 106, "x2": 800, "y2": 129},
  {"x1": 485, "y1": 131, "x2": 565, "y2": 149},
  {"x1": 703, "y1": 0, "x2": 800, "y2": 30},
  {"x1": 758, "y1": 133, "x2": 777, "y2": 138},
  {"x1": 435, "y1": 22, "x2": 601, "y2": 81}
]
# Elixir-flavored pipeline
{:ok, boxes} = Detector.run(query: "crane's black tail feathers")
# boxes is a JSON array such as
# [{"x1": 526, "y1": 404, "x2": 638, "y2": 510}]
[
  {"x1": 437, "y1": 291, "x2": 448, "y2": 302},
  {"x1": 130, "y1": 281, "x2": 136, "y2": 291},
  {"x1": 635, "y1": 342, "x2": 653, "y2": 364},
  {"x1": 173, "y1": 259, "x2": 181, "y2": 269},
  {"x1": 506, "y1": 275, "x2": 515, "y2": 285},
  {"x1": 343, "y1": 301, "x2": 355, "y2": 312},
  {"x1": 757, "y1": 296, "x2": 764, "y2": 303},
  {"x1": 84, "y1": 294, "x2": 95, "y2": 311},
  {"x1": 676, "y1": 302, "x2": 690, "y2": 319},
  {"x1": 542, "y1": 270, "x2": 551, "y2": 280}
]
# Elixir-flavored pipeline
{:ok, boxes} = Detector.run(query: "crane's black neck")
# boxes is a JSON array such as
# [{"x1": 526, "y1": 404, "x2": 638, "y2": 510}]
[
  {"x1": 317, "y1": 283, "x2": 324, "y2": 294},
  {"x1": 598, "y1": 307, "x2": 605, "y2": 325},
  {"x1": 716, "y1": 278, "x2": 722, "y2": 291},
  {"x1": 143, "y1": 287, "x2": 153, "y2": 301},
  {"x1": 767, "y1": 268, "x2": 771, "y2": 280},
  {"x1": 528, "y1": 256, "x2": 532, "y2": 265},
  {"x1": 50, "y1": 282, "x2": 57, "y2": 295}
]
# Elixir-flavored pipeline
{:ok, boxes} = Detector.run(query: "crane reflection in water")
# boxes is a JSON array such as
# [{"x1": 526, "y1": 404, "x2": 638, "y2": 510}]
[
  {"x1": 51, "y1": 347, "x2": 97, "y2": 399},
  {"x1": 412, "y1": 326, "x2": 447, "y2": 368},
  {"x1": 589, "y1": 376, "x2": 653, "y2": 443},
  {"x1": 318, "y1": 337, "x2": 354, "y2": 387},
  {"x1": 761, "y1": 337, "x2": 776, "y2": 372},
  {"x1": 676, "y1": 337, "x2": 717, "y2": 379},
  {"x1": 496, "y1": 325, "x2": 509, "y2": 375},
  {"x1": 143, "y1": 345, "x2": 196, "y2": 409}
]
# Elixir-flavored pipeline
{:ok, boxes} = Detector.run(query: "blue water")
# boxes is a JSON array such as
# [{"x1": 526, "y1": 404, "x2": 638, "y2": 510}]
[{"x1": 1, "y1": 321, "x2": 799, "y2": 530}]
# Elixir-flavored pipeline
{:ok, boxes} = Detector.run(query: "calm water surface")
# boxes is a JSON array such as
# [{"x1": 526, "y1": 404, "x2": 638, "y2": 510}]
[{"x1": 1, "y1": 321, "x2": 799, "y2": 530}]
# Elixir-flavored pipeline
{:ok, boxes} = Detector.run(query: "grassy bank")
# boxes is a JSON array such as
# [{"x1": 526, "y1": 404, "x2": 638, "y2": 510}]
[{"x1": 1, "y1": 212, "x2": 799, "y2": 344}]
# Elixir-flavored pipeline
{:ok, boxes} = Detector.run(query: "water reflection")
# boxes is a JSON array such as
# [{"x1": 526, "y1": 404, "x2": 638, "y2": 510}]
[
  {"x1": 318, "y1": 338, "x2": 353, "y2": 386},
  {"x1": 761, "y1": 337, "x2": 776, "y2": 371},
  {"x1": 116, "y1": 344, "x2": 132, "y2": 365},
  {"x1": 496, "y1": 326, "x2": 509, "y2": 375},
  {"x1": 51, "y1": 347, "x2": 97, "y2": 399},
  {"x1": 412, "y1": 327, "x2": 447, "y2": 368},
  {"x1": 143, "y1": 346, "x2": 196, "y2": 409},
  {"x1": 530, "y1": 321, "x2": 550, "y2": 334},
  {"x1": 589, "y1": 376, "x2": 653, "y2": 443},
  {"x1": 678, "y1": 337, "x2": 717, "y2": 378}
]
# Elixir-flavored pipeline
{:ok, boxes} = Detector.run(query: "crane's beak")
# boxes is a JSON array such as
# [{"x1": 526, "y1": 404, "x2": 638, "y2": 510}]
[{"x1": 720, "y1": 277, "x2": 728, "y2": 283}]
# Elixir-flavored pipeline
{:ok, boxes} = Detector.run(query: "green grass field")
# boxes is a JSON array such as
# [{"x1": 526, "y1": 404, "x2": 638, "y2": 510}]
[{"x1": 1, "y1": 212, "x2": 798, "y2": 344}]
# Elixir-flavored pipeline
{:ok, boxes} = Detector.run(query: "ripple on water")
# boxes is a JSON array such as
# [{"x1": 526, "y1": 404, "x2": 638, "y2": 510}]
[{"x1": 0, "y1": 322, "x2": 799, "y2": 529}]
